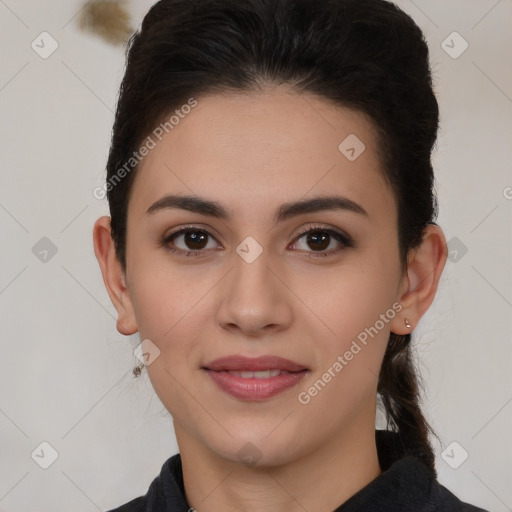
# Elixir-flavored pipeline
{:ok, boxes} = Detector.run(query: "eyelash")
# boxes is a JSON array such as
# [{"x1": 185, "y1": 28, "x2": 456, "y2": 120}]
[{"x1": 161, "y1": 224, "x2": 353, "y2": 259}]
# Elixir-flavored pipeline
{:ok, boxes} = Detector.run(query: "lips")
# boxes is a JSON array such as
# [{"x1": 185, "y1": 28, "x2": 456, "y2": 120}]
[
  {"x1": 202, "y1": 355, "x2": 308, "y2": 372},
  {"x1": 202, "y1": 355, "x2": 309, "y2": 401}
]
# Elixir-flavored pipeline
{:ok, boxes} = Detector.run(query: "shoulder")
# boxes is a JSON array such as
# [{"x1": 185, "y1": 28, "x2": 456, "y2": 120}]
[
  {"x1": 104, "y1": 453, "x2": 185, "y2": 512},
  {"x1": 433, "y1": 482, "x2": 490, "y2": 512},
  {"x1": 105, "y1": 496, "x2": 146, "y2": 512}
]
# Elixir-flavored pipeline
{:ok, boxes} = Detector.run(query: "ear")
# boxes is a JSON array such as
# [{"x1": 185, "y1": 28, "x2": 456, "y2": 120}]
[
  {"x1": 390, "y1": 223, "x2": 448, "y2": 335},
  {"x1": 92, "y1": 216, "x2": 138, "y2": 336}
]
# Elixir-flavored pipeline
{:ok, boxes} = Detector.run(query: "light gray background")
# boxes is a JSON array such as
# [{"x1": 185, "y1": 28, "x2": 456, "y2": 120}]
[{"x1": 1, "y1": 0, "x2": 511, "y2": 510}]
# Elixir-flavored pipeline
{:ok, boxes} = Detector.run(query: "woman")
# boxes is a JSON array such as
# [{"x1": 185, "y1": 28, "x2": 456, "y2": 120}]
[{"x1": 93, "y1": 0, "x2": 489, "y2": 510}]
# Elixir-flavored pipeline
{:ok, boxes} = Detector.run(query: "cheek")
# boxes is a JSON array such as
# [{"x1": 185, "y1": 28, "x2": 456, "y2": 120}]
[
  {"x1": 130, "y1": 264, "x2": 210, "y2": 422},
  {"x1": 297, "y1": 278, "x2": 396, "y2": 426},
  {"x1": 128, "y1": 252, "x2": 210, "y2": 340},
  {"x1": 128, "y1": 258, "x2": 214, "y2": 397},
  {"x1": 314, "y1": 262, "x2": 399, "y2": 343},
  {"x1": 306, "y1": 255, "x2": 400, "y2": 395}
]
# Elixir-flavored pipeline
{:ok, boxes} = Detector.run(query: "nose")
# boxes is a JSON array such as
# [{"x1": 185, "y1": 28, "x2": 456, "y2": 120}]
[{"x1": 216, "y1": 247, "x2": 293, "y2": 338}]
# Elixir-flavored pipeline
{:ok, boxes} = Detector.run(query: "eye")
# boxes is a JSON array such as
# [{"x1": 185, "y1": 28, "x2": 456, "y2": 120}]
[
  {"x1": 161, "y1": 224, "x2": 353, "y2": 258},
  {"x1": 162, "y1": 226, "x2": 221, "y2": 258},
  {"x1": 289, "y1": 224, "x2": 353, "y2": 258}
]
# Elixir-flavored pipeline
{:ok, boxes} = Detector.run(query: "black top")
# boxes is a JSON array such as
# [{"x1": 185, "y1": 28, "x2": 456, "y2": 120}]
[{"x1": 106, "y1": 430, "x2": 489, "y2": 512}]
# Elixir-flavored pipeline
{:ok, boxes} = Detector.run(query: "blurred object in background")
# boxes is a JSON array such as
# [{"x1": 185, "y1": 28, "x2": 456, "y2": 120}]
[{"x1": 78, "y1": 0, "x2": 133, "y2": 46}]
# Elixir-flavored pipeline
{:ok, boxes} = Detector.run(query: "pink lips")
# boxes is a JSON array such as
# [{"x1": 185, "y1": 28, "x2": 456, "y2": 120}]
[{"x1": 202, "y1": 355, "x2": 309, "y2": 401}]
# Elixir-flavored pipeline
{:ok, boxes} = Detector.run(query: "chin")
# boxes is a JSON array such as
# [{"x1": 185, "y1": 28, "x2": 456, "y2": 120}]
[{"x1": 204, "y1": 425, "x2": 307, "y2": 469}]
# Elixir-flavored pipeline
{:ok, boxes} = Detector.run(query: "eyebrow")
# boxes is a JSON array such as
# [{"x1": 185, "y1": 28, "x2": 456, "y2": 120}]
[{"x1": 146, "y1": 193, "x2": 369, "y2": 222}]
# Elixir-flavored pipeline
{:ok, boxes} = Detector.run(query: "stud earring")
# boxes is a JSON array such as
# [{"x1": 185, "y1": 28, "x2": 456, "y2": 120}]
[{"x1": 404, "y1": 318, "x2": 412, "y2": 329}]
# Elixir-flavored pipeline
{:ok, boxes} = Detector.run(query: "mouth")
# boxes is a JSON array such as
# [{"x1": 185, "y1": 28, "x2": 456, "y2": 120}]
[
  {"x1": 216, "y1": 369, "x2": 295, "y2": 378},
  {"x1": 202, "y1": 355, "x2": 309, "y2": 401}
]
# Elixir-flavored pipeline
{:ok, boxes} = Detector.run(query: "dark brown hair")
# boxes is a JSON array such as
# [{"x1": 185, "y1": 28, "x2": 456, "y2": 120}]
[{"x1": 105, "y1": 0, "x2": 440, "y2": 473}]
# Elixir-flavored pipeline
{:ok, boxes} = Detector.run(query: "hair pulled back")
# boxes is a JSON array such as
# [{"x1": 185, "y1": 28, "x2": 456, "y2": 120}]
[{"x1": 105, "y1": 0, "x2": 440, "y2": 473}]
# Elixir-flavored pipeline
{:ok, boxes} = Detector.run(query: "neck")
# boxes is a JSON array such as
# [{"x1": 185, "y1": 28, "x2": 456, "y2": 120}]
[{"x1": 175, "y1": 420, "x2": 382, "y2": 512}]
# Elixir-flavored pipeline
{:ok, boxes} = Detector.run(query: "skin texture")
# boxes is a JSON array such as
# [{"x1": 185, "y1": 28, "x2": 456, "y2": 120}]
[{"x1": 93, "y1": 86, "x2": 447, "y2": 512}]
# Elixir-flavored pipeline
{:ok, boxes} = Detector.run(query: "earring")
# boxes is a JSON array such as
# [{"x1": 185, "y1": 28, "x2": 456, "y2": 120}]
[
  {"x1": 404, "y1": 318, "x2": 412, "y2": 329},
  {"x1": 132, "y1": 363, "x2": 144, "y2": 377}
]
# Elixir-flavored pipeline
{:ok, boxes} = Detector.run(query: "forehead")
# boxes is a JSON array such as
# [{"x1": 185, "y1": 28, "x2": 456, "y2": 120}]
[{"x1": 128, "y1": 87, "x2": 395, "y2": 225}]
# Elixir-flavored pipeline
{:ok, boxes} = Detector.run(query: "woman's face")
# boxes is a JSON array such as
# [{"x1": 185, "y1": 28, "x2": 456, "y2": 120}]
[{"x1": 122, "y1": 87, "x2": 408, "y2": 465}]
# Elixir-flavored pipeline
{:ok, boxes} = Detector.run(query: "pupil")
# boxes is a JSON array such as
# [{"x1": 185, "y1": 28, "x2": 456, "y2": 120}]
[
  {"x1": 308, "y1": 232, "x2": 329, "y2": 251},
  {"x1": 186, "y1": 231, "x2": 207, "y2": 250}
]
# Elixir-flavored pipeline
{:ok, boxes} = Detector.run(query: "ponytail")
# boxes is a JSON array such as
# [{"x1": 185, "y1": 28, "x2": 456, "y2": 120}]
[{"x1": 378, "y1": 332, "x2": 439, "y2": 473}]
